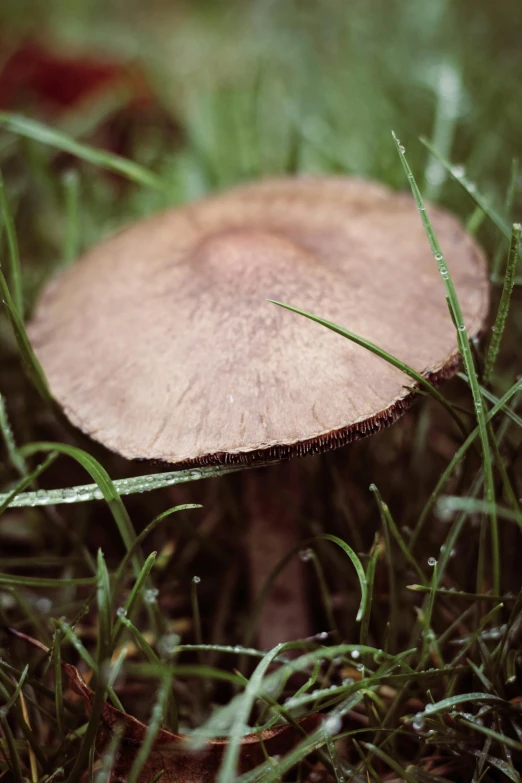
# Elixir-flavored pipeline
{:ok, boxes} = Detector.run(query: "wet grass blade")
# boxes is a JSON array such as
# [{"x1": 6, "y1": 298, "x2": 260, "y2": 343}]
[
  {"x1": 65, "y1": 552, "x2": 113, "y2": 783},
  {"x1": 112, "y1": 551, "x2": 157, "y2": 646},
  {"x1": 420, "y1": 137, "x2": 511, "y2": 239},
  {"x1": 393, "y1": 132, "x2": 498, "y2": 593},
  {"x1": 269, "y1": 301, "x2": 468, "y2": 439},
  {"x1": 244, "y1": 533, "x2": 367, "y2": 648},
  {"x1": 62, "y1": 170, "x2": 80, "y2": 263},
  {"x1": 0, "y1": 392, "x2": 27, "y2": 477},
  {"x1": 0, "y1": 463, "x2": 256, "y2": 509},
  {"x1": 126, "y1": 671, "x2": 173, "y2": 783},
  {"x1": 0, "y1": 267, "x2": 51, "y2": 403},
  {"x1": 0, "y1": 169, "x2": 23, "y2": 317},
  {"x1": 0, "y1": 452, "x2": 57, "y2": 517},
  {"x1": 19, "y1": 442, "x2": 139, "y2": 561},
  {"x1": 483, "y1": 224, "x2": 521, "y2": 383},
  {"x1": 411, "y1": 377, "x2": 522, "y2": 548},
  {"x1": 113, "y1": 504, "x2": 201, "y2": 590},
  {"x1": 0, "y1": 112, "x2": 167, "y2": 192}
]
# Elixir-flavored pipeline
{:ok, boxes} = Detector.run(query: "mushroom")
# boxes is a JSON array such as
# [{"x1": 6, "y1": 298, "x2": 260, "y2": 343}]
[{"x1": 28, "y1": 176, "x2": 489, "y2": 648}]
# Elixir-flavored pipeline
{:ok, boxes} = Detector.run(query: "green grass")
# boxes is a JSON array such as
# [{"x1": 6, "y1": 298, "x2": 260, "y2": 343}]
[{"x1": 1, "y1": 0, "x2": 522, "y2": 781}]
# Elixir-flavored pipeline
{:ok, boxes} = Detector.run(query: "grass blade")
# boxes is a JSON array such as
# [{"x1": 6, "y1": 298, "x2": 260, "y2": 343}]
[
  {"x1": 269, "y1": 300, "x2": 468, "y2": 438},
  {"x1": 0, "y1": 267, "x2": 51, "y2": 403},
  {"x1": 0, "y1": 392, "x2": 27, "y2": 477},
  {"x1": 65, "y1": 557, "x2": 113, "y2": 783},
  {"x1": 483, "y1": 224, "x2": 521, "y2": 383},
  {"x1": 0, "y1": 463, "x2": 257, "y2": 509},
  {"x1": 0, "y1": 169, "x2": 23, "y2": 316},
  {"x1": 0, "y1": 112, "x2": 167, "y2": 192},
  {"x1": 0, "y1": 452, "x2": 58, "y2": 517},
  {"x1": 393, "y1": 132, "x2": 498, "y2": 594},
  {"x1": 126, "y1": 670, "x2": 173, "y2": 783},
  {"x1": 420, "y1": 137, "x2": 511, "y2": 239},
  {"x1": 411, "y1": 377, "x2": 522, "y2": 548},
  {"x1": 19, "y1": 442, "x2": 138, "y2": 560}
]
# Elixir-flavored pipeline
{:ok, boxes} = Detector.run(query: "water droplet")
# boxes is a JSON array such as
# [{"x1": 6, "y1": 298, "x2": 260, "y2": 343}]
[
  {"x1": 192, "y1": 576, "x2": 201, "y2": 584},
  {"x1": 425, "y1": 703, "x2": 436, "y2": 713},
  {"x1": 315, "y1": 631, "x2": 329, "y2": 641},
  {"x1": 158, "y1": 633, "x2": 180, "y2": 656},
  {"x1": 36, "y1": 597, "x2": 52, "y2": 613},
  {"x1": 351, "y1": 649, "x2": 361, "y2": 659},
  {"x1": 427, "y1": 557, "x2": 437, "y2": 567},
  {"x1": 144, "y1": 588, "x2": 159, "y2": 603},
  {"x1": 451, "y1": 165, "x2": 465, "y2": 178},
  {"x1": 63, "y1": 489, "x2": 77, "y2": 503},
  {"x1": 355, "y1": 662, "x2": 364, "y2": 671},
  {"x1": 116, "y1": 607, "x2": 127, "y2": 617},
  {"x1": 93, "y1": 488, "x2": 103, "y2": 500},
  {"x1": 458, "y1": 324, "x2": 466, "y2": 331},
  {"x1": 434, "y1": 253, "x2": 443, "y2": 261},
  {"x1": 299, "y1": 548, "x2": 313, "y2": 562},
  {"x1": 324, "y1": 714, "x2": 342, "y2": 734}
]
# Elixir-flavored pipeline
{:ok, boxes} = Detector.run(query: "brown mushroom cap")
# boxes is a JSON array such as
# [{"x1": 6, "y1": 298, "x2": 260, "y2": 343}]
[{"x1": 28, "y1": 176, "x2": 489, "y2": 466}]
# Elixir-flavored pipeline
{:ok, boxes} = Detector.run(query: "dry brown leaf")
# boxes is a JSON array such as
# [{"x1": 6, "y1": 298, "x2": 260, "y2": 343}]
[{"x1": 66, "y1": 663, "x2": 322, "y2": 782}]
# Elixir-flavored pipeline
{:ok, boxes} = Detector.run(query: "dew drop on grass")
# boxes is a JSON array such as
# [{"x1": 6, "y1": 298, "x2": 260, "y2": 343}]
[
  {"x1": 427, "y1": 557, "x2": 437, "y2": 567},
  {"x1": 299, "y1": 548, "x2": 313, "y2": 562},
  {"x1": 36, "y1": 597, "x2": 52, "y2": 613},
  {"x1": 315, "y1": 631, "x2": 329, "y2": 641},
  {"x1": 116, "y1": 607, "x2": 127, "y2": 617},
  {"x1": 324, "y1": 714, "x2": 342, "y2": 735},
  {"x1": 425, "y1": 703, "x2": 436, "y2": 713},
  {"x1": 144, "y1": 588, "x2": 159, "y2": 603},
  {"x1": 192, "y1": 575, "x2": 201, "y2": 584},
  {"x1": 434, "y1": 253, "x2": 443, "y2": 261},
  {"x1": 350, "y1": 649, "x2": 361, "y2": 659},
  {"x1": 158, "y1": 633, "x2": 180, "y2": 656},
  {"x1": 63, "y1": 489, "x2": 76, "y2": 503}
]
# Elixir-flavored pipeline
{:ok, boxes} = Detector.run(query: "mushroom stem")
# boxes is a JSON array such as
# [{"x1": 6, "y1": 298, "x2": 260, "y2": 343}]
[{"x1": 243, "y1": 461, "x2": 311, "y2": 649}]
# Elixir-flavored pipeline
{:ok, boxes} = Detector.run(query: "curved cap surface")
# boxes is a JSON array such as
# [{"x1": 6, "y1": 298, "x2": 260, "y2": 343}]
[{"x1": 28, "y1": 176, "x2": 489, "y2": 465}]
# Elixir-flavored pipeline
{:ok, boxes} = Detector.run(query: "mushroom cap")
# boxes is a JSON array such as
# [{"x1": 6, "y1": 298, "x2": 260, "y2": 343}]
[{"x1": 28, "y1": 176, "x2": 489, "y2": 466}]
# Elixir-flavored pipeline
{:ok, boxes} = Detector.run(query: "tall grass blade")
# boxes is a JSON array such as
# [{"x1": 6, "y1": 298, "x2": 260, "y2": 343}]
[
  {"x1": 483, "y1": 224, "x2": 521, "y2": 383},
  {"x1": 269, "y1": 301, "x2": 467, "y2": 438},
  {"x1": 0, "y1": 392, "x2": 27, "y2": 477},
  {"x1": 420, "y1": 138, "x2": 511, "y2": 239},
  {"x1": 393, "y1": 132, "x2": 498, "y2": 594},
  {"x1": 0, "y1": 267, "x2": 51, "y2": 403},
  {"x1": 0, "y1": 169, "x2": 23, "y2": 317},
  {"x1": 0, "y1": 112, "x2": 167, "y2": 191}
]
